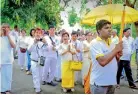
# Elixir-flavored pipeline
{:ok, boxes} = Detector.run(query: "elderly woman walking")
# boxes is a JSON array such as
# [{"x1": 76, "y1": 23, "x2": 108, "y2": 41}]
[{"x1": 0, "y1": 23, "x2": 16, "y2": 94}]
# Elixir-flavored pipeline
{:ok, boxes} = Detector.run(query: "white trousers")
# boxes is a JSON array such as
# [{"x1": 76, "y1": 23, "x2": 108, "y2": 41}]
[
  {"x1": 81, "y1": 58, "x2": 91, "y2": 85},
  {"x1": 42, "y1": 57, "x2": 57, "y2": 82},
  {"x1": 1, "y1": 64, "x2": 12, "y2": 92},
  {"x1": 75, "y1": 71, "x2": 80, "y2": 82},
  {"x1": 55, "y1": 56, "x2": 61, "y2": 80},
  {"x1": 18, "y1": 49, "x2": 27, "y2": 70},
  {"x1": 31, "y1": 61, "x2": 43, "y2": 92}
]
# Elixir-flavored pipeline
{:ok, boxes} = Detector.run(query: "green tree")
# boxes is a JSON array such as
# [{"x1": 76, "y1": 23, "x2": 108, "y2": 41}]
[
  {"x1": 68, "y1": 7, "x2": 80, "y2": 27},
  {"x1": 1, "y1": 0, "x2": 62, "y2": 34}
]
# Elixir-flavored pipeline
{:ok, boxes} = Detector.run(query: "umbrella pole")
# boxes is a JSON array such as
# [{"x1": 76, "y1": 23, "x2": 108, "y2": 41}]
[{"x1": 119, "y1": 4, "x2": 126, "y2": 41}]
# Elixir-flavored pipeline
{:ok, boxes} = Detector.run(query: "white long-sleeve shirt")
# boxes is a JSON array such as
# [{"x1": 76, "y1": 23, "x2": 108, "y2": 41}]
[
  {"x1": 28, "y1": 42, "x2": 48, "y2": 61},
  {"x1": 82, "y1": 40, "x2": 91, "y2": 59},
  {"x1": 121, "y1": 36, "x2": 135, "y2": 61},
  {"x1": 0, "y1": 36, "x2": 15, "y2": 65},
  {"x1": 44, "y1": 35, "x2": 60, "y2": 59},
  {"x1": 16, "y1": 36, "x2": 29, "y2": 51}
]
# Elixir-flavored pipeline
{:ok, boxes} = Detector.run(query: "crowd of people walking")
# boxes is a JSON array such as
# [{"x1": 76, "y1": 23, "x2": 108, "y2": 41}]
[{"x1": 0, "y1": 19, "x2": 138, "y2": 94}]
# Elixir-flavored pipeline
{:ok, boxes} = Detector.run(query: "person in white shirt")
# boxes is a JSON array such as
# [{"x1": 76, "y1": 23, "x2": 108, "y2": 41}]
[
  {"x1": 28, "y1": 28, "x2": 47, "y2": 94},
  {"x1": 71, "y1": 31, "x2": 83, "y2": 84},
  {"x1": 111, "y1": 29, "x2": 126, "y2": 78},
  {"x1": 9, "y1": 25, "x2": 19, "y2": 59},
  {"x1": 26, "y1": 29, "x2": 35, "y2": 75},
  {"x1": 16, "y1": 29, "x2": 28, "y2": 71},
  {"x1": 90, "y1": 20, "x2": 123, "y2": 94},
  {"x1": 58, "y1": 32, "x2": 76, "y2": 92},
  {"x1": 81, "y1": 32, "x2": 92, "y2": 86},
  {"x1": 42, "y1": 25, "x2": 59, "y2": 86},
  {"x1": 134, "y1": 37, "x2": 138, "y2": 82},
  {"x1": 111, "y1": 29, "x2": 119, "y2": 45},
  {"x1": 55, "y1": 30, "x2": 63, "y2": 82},
  {"x1": 135, "y1": 37, "x2": 138, "y2": 65},
  {"x1": 0, "y1": 23, "x2": 16, "y2": 94},
  {"x1": 117, "y1": 28, "x2": 137, "y2": 89}
]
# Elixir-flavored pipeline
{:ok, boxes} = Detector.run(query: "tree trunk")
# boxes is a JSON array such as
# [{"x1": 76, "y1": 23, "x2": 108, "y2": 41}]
[{"x1": 108, "y1": 0, "x2": 112, "y2": 4}]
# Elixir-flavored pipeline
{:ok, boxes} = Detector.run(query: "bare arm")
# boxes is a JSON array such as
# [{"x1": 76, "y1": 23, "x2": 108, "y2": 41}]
[
  {"x1": 96, "y1": 41, "x2": 123, "y2": 67},
  {"x1": 97, "y1": 49, "x2": 117, "y2": 67}
]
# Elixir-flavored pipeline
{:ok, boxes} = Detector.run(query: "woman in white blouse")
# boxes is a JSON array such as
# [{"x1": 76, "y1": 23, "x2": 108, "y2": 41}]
[
  {"x1": 17, "y1": 29, "x2": 28, "y2": 71},
  {"x1": 82, "y1": 32, "x2": 93, "y2": 86},
  {"x1": 58, "y1": 32, "x2": 76, "y2": 93},
  {"x1": 0, "y1": 23, "x2": 15, "y2": 94}
]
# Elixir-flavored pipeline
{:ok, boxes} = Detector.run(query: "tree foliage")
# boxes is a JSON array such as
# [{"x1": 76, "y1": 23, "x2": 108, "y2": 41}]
[
  {"x1": 1, "y1": 0, "x2": 62, "y2": 32},
  {"x1": 68, "y1": 7, "x2": 80, "y2": 27}
]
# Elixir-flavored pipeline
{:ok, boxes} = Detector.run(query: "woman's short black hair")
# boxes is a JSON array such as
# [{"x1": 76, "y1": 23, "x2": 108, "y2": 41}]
[{"x1": 30, "y1": 29, "x2": 35, "y2": 37}]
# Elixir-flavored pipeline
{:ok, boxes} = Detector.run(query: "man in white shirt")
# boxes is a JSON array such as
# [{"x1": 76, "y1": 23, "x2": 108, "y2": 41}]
[
  {"x1": 42, "y1": 25, "x2": 59, "y2": 86},
  {"x1": 117, "y1": 28, "x2": 137, "y2": 89},
  {"x1": 9, "y1": 25, "x2": 19, "y2": 59},
  {"x1": 71, "y1": 31, "x2": 83, "y2": 84},
  {"x1": 134, "y1": 37, "x2": 138, "y2": 82},
  {"x1": 90, "y1": 20, "x2": 123, "y2": 94},
  {"x1": 135, "y1": 37, "x2": 138, "y2": 65},
  {"x1": 111, "y1": 29, "x2": 126, "y2": 78},
  {"x1": 111, "y1": 29, "x2": 119, "y2": 45}
]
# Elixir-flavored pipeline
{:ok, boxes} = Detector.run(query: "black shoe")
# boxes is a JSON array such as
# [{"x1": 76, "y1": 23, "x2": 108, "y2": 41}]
[
  {"x1": 1, "y1": 92, "x2": 6, "y2": 94},
  {"x1": 14, "y1": 56, "x2": 18, "y2": 59},
  {"x1": 42, "y1": 81, "x2": 46, "y2": 85},
  {"x1": 47, "y1": 81, "x2": 57, "y2": 86}
]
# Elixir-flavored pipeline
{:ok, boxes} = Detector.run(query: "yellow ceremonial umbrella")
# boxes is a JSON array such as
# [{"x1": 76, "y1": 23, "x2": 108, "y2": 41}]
[{"x1": 81, "y1": 4, "x2": 138, "y2": 40}]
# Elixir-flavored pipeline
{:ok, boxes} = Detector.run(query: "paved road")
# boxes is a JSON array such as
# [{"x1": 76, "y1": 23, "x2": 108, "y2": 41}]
[{"x1": 11, "y1": 60, "x2": 138, "y2": 94}]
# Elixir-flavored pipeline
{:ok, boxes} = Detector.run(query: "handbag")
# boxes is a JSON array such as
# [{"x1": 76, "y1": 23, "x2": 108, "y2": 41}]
[
  {"x1": 20, "y1": 47, "x2": 27, "y2": 53},
  {"x1": 70, "y1": 54, "x2": 82, "y2": 71},
  {"x1": 36, "y1": 44, "x2": 45, "y2": 66}
]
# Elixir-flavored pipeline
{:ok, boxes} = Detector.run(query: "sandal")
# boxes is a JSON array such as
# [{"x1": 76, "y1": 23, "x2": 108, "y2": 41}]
[
  {"x1": 116, "y1": 84, "x2": 120, "y2": 89},
  {"x1": 129, "y1": 85, "x2": 138, "y2": 89}
]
